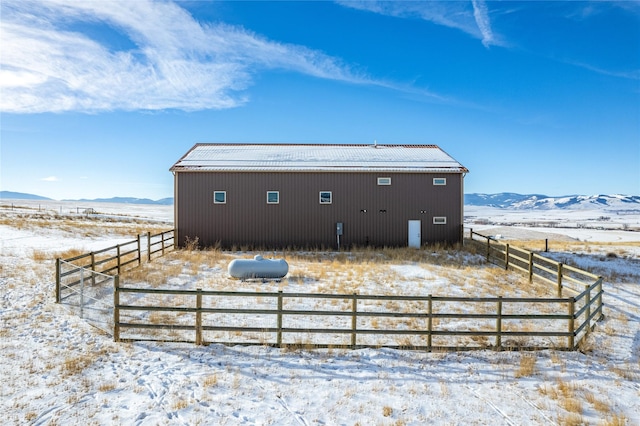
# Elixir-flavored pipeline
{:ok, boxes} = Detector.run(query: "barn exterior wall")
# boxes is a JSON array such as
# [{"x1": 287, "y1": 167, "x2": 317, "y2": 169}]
[{"x1": 174, "y1": 171, "x2": 463, "y2": 249}]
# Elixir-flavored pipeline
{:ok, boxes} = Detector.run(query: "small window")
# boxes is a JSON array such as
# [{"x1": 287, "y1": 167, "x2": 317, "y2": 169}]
[
  {"x1": 213, "y1": 191, "x2": 226, "y2": 204},
  {"x1": 267, "y1": 191, "x2": 279, "y2": 204},
  {"x1": 433, "y1": 216, "x2": 447, "y2": 225},
  {"x1": 433, "y1": 178, "x2": 447, "y2": 186},
  {"x1": 377, "y1": 177, "x2": 391, "y2": 186},
  {"x1": 319, "y1": 191, "x2": 332, "y2": 204}
]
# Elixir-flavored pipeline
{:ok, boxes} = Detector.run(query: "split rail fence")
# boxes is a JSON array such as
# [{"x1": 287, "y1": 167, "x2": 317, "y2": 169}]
[
  {"x1": 55, "y1": 229, "x2": 603, "y2": 351},
  {"x1": 467, "y1": 229, "x2": 604, "y2": 348},
  {"x1": 55, "y1": 230, "x2": 174, "y2": 334},
  {"x1": 109, "y1": 231, "x2": 603, "y2": 351}
]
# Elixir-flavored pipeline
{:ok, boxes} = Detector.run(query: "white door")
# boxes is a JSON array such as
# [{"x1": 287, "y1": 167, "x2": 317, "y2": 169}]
[{"x1": 408, "y1": 220, "x2": 421, "y2": 248}]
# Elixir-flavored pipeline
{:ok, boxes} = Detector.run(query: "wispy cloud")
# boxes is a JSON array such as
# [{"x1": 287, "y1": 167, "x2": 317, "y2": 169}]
[
  {"x1": 337, "y1": 1, "x2": 501, "y2": 48},
  {"x1": 471, "y1": 0, "x2": 494, "y2": 48},
  {"x1": 41, "y1": 176, "x2": 60, "y2": 182},
  {"x1": 0, "y1": 0, "x2": 388, "y2": 113},
  {"x1": 559, "y1": 2, "x2": 640, "y2": 81},
  {"x1": 568, "y1": 61, "x2": 640, "y2": 81}
]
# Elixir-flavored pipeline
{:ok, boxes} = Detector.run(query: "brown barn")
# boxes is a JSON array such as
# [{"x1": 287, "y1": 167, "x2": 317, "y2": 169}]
[{"x1": 170, "y1": 143, "x2": 468, "y2": 249}]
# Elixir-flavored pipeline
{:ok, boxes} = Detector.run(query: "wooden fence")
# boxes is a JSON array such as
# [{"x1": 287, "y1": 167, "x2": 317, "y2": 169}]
[
  {"x1": 55, "y1": 230, "x2": 174, "y2": 304},
  {"x1": 468, "y1": 229, "x2": 604, "y2": 348},
  {"x1": 112, "y1": 231, "x2": 604, "y2": 351},
  {"x1": 55, "y1": 228, "x2": 603, "y2": 351},
  {"x1": 114, "y1": 288, "x2": 594, "y2": 351}
]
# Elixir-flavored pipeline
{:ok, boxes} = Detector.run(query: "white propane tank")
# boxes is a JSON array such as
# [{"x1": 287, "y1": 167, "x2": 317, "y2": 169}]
[{"x1": 228, "y1": 255, "x2": 289, "y2": 279}]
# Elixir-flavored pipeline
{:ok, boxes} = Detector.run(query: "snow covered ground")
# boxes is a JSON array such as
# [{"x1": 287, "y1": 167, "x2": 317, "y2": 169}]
[
  {"x1": 1, "y1": 201, "x2": 639, "y2": 425},
  {"x1": 466, "y1": 205, "x2": 640, "y2": 241}
]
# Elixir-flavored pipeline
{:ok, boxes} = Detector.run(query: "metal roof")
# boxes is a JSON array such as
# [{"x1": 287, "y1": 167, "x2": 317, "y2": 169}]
[{"x1": 170, "y1": 143, "x2": 468, "y2": 173}]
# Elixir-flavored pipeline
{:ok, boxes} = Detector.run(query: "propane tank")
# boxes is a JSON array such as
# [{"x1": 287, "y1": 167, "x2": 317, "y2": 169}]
[{"x1": 228, "y1": 255, "x2": 289, "y2": 279}]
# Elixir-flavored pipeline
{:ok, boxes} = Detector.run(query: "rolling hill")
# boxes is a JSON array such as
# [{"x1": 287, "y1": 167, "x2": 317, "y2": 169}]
[{"x1": 464, "y1": 193, "x2": 640, "y2": 210}]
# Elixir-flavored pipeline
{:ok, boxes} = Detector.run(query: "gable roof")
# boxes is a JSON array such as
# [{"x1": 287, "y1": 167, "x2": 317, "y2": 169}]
[{"x1": 170, "y1": 143, "x2": 468, "y2": 173}]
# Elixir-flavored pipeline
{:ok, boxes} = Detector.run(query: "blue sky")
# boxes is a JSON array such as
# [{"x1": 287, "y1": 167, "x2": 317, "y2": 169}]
[{"x1": 1, "y1": 0, "x2": 639, "y2": 200}]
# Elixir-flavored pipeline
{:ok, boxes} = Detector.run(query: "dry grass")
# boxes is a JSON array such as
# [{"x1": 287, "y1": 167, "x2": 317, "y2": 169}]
[
  {"x1": 31, "y1": 250, "x2": 50, "y2": 262},
  {"x1": 584, "y1": 391, "x2": 610, "y2": 413},
  {"x1": 171, "y1": 399, "x2": 190, "y2": 411},
  {"x1": 560, "y1": 397, "x2": 583, "y2": 414},
  {"x1": 1, "y1": 211, "x2": 169, "y2": 239},
  {"x1": 202, "y1": 374, "x2": 219, "y2": 388},
  {"x1": 97, "y1": 382, "x2": 117, "y2": 392},
  {"x1": 509, "y1": 239, "x2": 640, "y2": 254},
  {"x1": 611, "y1": 365, "x2": 639, "y2": 381},
  {"x1": 382, "y1": 406, "x2": 393, "y2": 417},
  {"x1": 283, "y1": 243, "x2": 479, "y2": 268},
  {"x1": 555, "y1": 378, "x2": 579, "y2": 399},
  {"x1": 599, "y1": 414, "x2": 628, "y2": 426},
  {"x1": 514, "y1": 353, "x2": 537, "y2": 377},
  {"x1": 61, "y1": 354, "x2": 94, "y2": 377},
  {"x1": 558, "y1": 413, "x2": 585, "y2": 426},
  {"x1": 53, "y1": 248, "x2": 86, "y2": 261},
  {"x1": 539, "y1": 377, "x2": 631, "y2": 424}
]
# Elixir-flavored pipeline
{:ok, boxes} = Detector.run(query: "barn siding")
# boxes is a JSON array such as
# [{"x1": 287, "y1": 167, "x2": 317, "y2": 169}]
[{"x1": 175, "y1": 171, "x2": 463, "y2": 249}]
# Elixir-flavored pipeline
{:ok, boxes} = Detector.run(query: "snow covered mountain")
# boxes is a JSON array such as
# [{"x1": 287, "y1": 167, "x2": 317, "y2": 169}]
[
  {"x1": 0, "y1": 191, "x2": 173, "y2": 205},
  {"x1": 0, "y1": 191, "x2": 53, "y2": 201},
  {"x1": 4, "y1": 190, "x2": 638, "y2": 210},
  {"x1": 465, "y1": 193, "x2": 640, "y2": 210},
  {"x1": 64, "y1": 196, "x2": 174, "y2": 205}
]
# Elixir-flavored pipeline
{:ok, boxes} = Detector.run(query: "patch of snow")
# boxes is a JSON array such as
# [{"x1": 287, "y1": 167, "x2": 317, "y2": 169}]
[{"x1": 1, "y1": 204, "x2": 639, "y2": 425}]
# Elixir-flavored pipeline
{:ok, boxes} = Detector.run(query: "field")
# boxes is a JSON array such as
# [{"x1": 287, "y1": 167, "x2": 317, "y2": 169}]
[{"x1": 1, "y1": 200, "x2": 639, "y2": 425}]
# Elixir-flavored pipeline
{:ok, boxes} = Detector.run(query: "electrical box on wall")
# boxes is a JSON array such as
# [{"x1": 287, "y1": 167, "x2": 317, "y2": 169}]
[{"x1": 336, "y1": 222, "x2": 343, "y2": 236}]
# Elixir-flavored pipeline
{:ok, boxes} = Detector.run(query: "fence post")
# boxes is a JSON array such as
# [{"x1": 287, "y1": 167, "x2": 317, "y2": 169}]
[
  {"x1": 596, "y1": 277, "x2": 604, "y2": 322},
  {"x1": 161, "y1": 232, "x2": 166, "y2": 257},
  {"x1": 55, "y1": 258, "x2": 61, "y2": 303},
  {"x1": 117, "y1": 244, "x2": 122, "y2": 274},
  {"x1": 505, "y1": 244, "x2": 510, "y2": 270},
  {"x1": 147, "y1": 232, "x2": 152, "y2": 262},
  {"x1": 113, "y1": 275, "x2": 120, "y2": 342},
  {"x1": 528, "y1": 252, "x2": 534, "y2": 283},
  {"x1": 584, "y1": 284, "x2": 592, "y2": 334},
  {"x1": 351, "y1": 293, "x2": 358, "y2": 349},
  {"x1": 545, "y1": 239, "x2": 548, "y2": 252},
  {"x1": 557, "y1": 263, "x2": 563, "y2": 297},
  {"x1": 90, "y1": 252, "x2": 96, "y2": 286},
  {"x1": 80, "y1": 268, "x2": 85, "y2": 319},
  {"x1": 427, "y1": 295, "x2": 433, "y2": 352},
  {"x1": 568, "y1": 297, "x2": 575, "y2": 350},
  {"x1": 495, "y1": 296, "x2": 502, "y2": 351},
  {"x1": 195, "y1": 288, "x2": 203, "y2": 345},
  {"x1": 277, "y1": 291, "x2": 283, "y2": 347},
  {"x1": 486, "y1": 237, "x2": 490, "y2": 261},
  {"x1": 137, "y1": 234, "x2": 141, "y2": 266}
]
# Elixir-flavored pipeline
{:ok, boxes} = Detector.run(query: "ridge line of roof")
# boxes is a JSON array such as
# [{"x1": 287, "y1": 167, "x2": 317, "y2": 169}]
[
  {"x1": 191, "y1": 143, "x2": 441, "y2": 148},
  {"x1": 170, "y1": 143, "x2": 468, "y2": 173}
]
